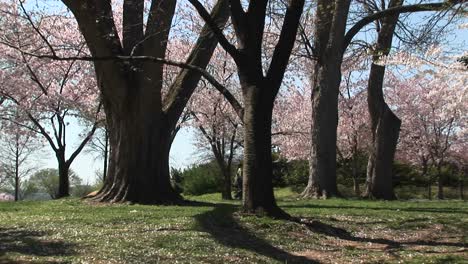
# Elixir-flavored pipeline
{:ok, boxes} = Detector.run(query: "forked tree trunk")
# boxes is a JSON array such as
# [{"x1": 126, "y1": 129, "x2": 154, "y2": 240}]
[
  {"x1": 364, "y1": 0, "x2": 403, "y2": 200},
  {"x1": 242, "y1": 83, "x2": 286, "y2": 217},
  {"x1": 303, "y1": 0, "x2": 351, "y2": 199},
  {"x1": 65, "y1": 0, "x2": 230, "y2": 204}
]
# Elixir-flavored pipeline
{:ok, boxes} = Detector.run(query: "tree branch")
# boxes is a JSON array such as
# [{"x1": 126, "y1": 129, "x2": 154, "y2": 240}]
[{"x1": 343, "y1": 1, "x2": 463, "y2": 51}]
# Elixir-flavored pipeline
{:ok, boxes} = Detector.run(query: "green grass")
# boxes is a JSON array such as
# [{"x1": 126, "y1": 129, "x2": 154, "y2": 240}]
[{"x1": 0, "y1": 188, "x2": 466, "y2": 263}]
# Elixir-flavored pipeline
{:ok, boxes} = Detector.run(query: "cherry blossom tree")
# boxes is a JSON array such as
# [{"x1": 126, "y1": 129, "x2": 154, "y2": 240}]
[
  {"x1": 0, "y1": 5, "x2": 100, "y2": 198},
  {"x1": 0, "y1": 0, "x2": 232, "y2": 203},
  {"x1": 0, "y1": 113, "x2": 42, "y2": 201},
  {"x1": 302, "y1": 0, "x2": 464, "y2": 199},
  {"x1": 188, "y1": 47, "x2": 243, "y2": 200},
  {"x1": 189, "y1": 0, "x2": 305, "y2": 217},
  {"x1": 386, "y1": 48, "x2": 468, "y2": 199}
]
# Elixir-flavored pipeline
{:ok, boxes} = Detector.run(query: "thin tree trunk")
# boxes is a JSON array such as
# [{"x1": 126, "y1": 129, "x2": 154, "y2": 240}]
[
  {"x1": 428, "y1": 182, "x2": 432, "y2": 200},
  {"x1": 57, "y1": 158, "x2": 70, "y2": 198},
  {"x1": 460, "y1": 174, "x2": 464, "y2": 200},
  {"x1": 364, "y1": 0, "x2": 403, "y2": 200},
  {"x1": 14, "y1": 141, "x2": 19, "y2": 201},
  {"x1": 352, "y1": 156, "x2": 360, "y2": 196},
  {"x1": 437, "y1": 165, "x2": 444, "y2": 199}
]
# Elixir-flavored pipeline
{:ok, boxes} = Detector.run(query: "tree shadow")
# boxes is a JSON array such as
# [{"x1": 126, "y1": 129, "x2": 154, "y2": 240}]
[
  {"x1": 0, "y1": 228, "x2": 76, "y2": 263},
  {"x1": 194, "y1": 204, "x2": 319, "y2": 263},
  {"x1": 283, "y1": 204, "x2": 468, "y2": 215},
  {"x1": 295, "y1": 219, "x2": 467, "y2": 248}
]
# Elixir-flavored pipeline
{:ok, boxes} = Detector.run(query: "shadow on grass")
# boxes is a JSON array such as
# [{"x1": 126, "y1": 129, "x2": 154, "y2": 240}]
[
  {"x1": 194, "y1": 204, "x2": 318, "y2": 263},
  {"x1": 283, "y1": 204, "x2": 468, "y2": 215},
  {"x1": 296, "y1": 219, "x2": 467, "y2": 249},
  {"x1": 0, "y1": 228, "x2": 76, "y2": 263}
]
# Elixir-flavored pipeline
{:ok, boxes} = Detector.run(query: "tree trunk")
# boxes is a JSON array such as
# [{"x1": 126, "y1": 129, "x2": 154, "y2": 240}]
[
  {"x1": 437, "y1": 168, "x2": 444, "y2": 200},
  {"x1": 303, "y1": 63, "x2": 341, "y2": 199},
  {"x1": 57, "y1": 159, "x2": 70, "y2": 198},
  {"x1": 364, "y1": 0, "x2": 403, "y2": 200},
  {"x1": 103, "y1": 127, "x2": 109, "y2": 182},
  {"x1": 63, "y1": 0, "x2": 229, "y2": 204},
  {"x1": 303, "y1": 0, "x2": 351, "y2": 199},
  {"x1": 364, "y1": 107, "x2": 400, "y2": 200},
  {"x1": 428, "y1": 182, "x2": 432, "y2": 200},
  {"x1": 221, "y1": 166, "x2": 232, "y2": 200},
  {"x1": 95, "y1": 104, "x2": 180, "y2": 203},
  {"x1": 241, "y1": 83, "x2": 285, "y2": 217},
  {"x1": 14, "y1": 140, "x2": 19, "y2": 201},
  {"x1": 460, "y1": 172, "x2": 465, "y2": 200},
  {"x1": 352, "y1": 156, "x2": 360, "y2": 197}
]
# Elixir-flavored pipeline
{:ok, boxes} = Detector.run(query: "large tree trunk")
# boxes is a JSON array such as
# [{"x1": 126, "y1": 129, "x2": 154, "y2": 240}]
[
  {"x1": 95, "y1": 101, "x2": 180, "y2": 203},
  {"x1": 57, "y1": 157, "x2": 70, "y2": 199},
  {"x1": 363, "y1": 0, "x2": 403, "y2": 200},
  {"x1": 303, "y1": 0, "x2": 351, "y2": 199},
  {"x1": 242, "y1": 83, "x2": 285, "y2": 217},
  {"x1": 303, "y1": 63, "x2": 341, "y2": 198}
]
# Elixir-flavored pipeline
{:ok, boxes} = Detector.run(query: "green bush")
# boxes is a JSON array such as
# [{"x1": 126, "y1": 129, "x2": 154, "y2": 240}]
[{"x1": 181, "y1": 161, "x2": 222, "y2": 195}]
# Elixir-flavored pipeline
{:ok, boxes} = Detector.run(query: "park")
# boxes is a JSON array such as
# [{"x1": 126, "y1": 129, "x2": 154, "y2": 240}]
[{"x1": 0, "y1": 0, "x2": 467, "y2": 263}]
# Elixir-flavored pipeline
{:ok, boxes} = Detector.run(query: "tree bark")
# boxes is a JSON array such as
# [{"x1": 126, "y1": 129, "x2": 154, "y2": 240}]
[
  {"x1": 364, "y1": 108, "x2": 400, "y2": 200},
  {"x1": 437, "y1": 166, "x2": 444, "y2": 200},
  {"x1": 241, "y1": 83, "x2": 284, "y2": 216},
  {"x1": 303, "y1": 0, "x2": 351, "y2": 199},
  {"x1": 103, "y1": 127, "x2": 109, "y2": 182},
  {"x1": 57, "y1": 157, "x2": 70, "y2": 198},
  {"x1": 363, "y1": 0, "x2": 403, "y2": 200},
  {"x1": 14, "y1": 141, "x2": 19, "y2": 201},
  {"x1": 221, "y1": 166, "x2": 232, "y2": 200}
]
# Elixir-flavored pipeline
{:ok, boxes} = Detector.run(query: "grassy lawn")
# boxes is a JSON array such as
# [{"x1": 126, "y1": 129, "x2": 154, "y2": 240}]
[{"x1": 0, "y1": 188, "x2": 466, "y2": 263}]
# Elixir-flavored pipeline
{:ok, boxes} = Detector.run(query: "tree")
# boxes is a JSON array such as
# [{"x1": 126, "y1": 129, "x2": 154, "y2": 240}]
[
  {"x1": 302, "y1": 0, "x2": 464, "y2": 198},
  {"x1": 0, "y1": 117, "x2": 41, "y2": 201},
  {"x1": 387, "y1": 48, "x2": 467, "y2": 199},
  {"x1": 0, "y1": 7, "x2": 101, "y2": 198},
  {"x1": 363, "y1": 0, "x2": 404, "y2": 200},
  {"x1": 189, "y1": 0, "x2": 305, "y2": 217},
  {"x1": 188, "y1": 48, "x2": 242, "y2": 200},
  {"x1": 1, "y1": 0, "x2": 231, "y2": 203},
  {"x1": 66, "y1": 0, "x2": 231, "y2": 203},
  {"x1": 85, "y1": 124, "x2": 109, "y2": 182}
]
